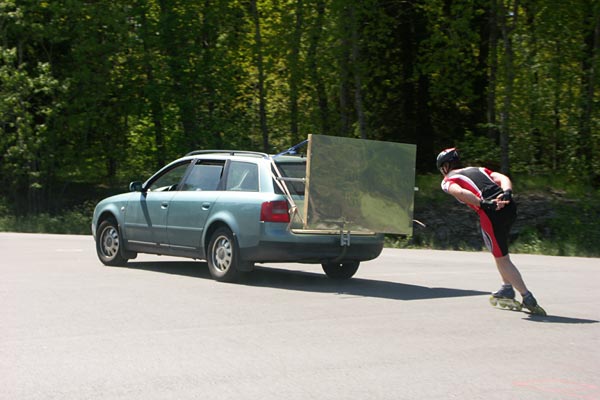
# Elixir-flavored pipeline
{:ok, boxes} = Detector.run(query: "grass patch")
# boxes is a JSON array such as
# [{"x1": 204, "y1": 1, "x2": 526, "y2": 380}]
[
  {"x1": 0, "y1": 201, "x2": 94, "y2": 235},
  {"x1": 512, "y1": 174, "x2": 590, "y2": 197},
  {"x1": 1, "y1": 173, "x2": 598, "y2": 258},
  {"x1": 510, "y1": 199, "x2": 600, "y2": 257},
  {"x1": 390, "y1": 172, "x2": 600, "y2": 258},
  {"x1": 414, "y1": 173, "x2": 447, "y2": 203}
]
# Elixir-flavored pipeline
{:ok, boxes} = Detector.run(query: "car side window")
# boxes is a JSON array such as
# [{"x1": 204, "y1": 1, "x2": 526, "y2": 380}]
[
  {"x1": 181, "y1": 161, "x2": 225, "y2": 191},
  {"x1": 147, "y1": 162, "x2": 190, "y2": 192},
  {"x1": 226, "y1": 161, "x2": 259, "y2": 192}
]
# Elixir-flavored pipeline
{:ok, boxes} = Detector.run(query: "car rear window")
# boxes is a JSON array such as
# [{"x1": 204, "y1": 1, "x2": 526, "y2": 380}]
[{"x1": 274, "y1": 161, "x2": 306, "y2": 196}]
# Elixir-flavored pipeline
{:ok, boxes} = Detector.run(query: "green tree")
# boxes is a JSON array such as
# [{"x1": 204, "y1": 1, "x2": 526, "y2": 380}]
[{"x1": 0, "y1": 1, "x2": 66, "y2": 213}]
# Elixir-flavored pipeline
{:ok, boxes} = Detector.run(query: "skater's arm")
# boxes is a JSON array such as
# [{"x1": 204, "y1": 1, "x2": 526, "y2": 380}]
[
  {"x1": 446, "y1": 183, "x2": 484, "y2": 208},
  {"x1": 490, "y1": 172, "x2": 513, "y2": 209},
  {"x1": 490, "y1": 172, "x2": 512, "y2": 192}
]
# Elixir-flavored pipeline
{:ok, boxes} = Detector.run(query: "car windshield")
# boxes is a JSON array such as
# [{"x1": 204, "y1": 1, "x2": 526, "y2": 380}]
[{"x1": 274, "y1": 160, "x2": 305, "y2": 196}]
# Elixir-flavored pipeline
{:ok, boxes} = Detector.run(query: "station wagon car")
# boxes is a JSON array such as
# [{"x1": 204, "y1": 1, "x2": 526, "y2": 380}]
[{"x1": 92, "y1": 150, "x2": 384, "y2": 282}]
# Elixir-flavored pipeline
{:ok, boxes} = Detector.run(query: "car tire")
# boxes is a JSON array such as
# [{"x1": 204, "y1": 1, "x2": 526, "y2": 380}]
[
  {"x1": 96, "y1": 219, "x2": 128, "y2": 266},
  {"x1": 321, "y1": 261, "x2": 360, "y2": 280},
  {"x1": 207, "y1": 227, "x2": 240, "y2": 282}
]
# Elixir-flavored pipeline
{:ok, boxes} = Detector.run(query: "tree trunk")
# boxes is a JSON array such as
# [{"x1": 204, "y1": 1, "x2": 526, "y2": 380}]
[
  {"x1": 158, "y1": 0, "x2": 200, "y2": 149},
  {"x1": 250, "y1": 0, "x2": 269, "y2": 151},
  {"x1": 524, "y1": 2, "x2": 540, "y2": 166},
  {"x1": 141, "y1": 6, "x2": 165, "y2": 169},
  {"x1": 289, "y1": 0, "x2": 304, "y2": 144},
  {"x1": 552, "y1": 40, "x2": 562, "y2": 172},
  {"x1": 498, "y1": 0, "x2": 519, "y2": 174},
  {"x1": 350, "y1": 4, "x2": 366, "y2": 139},
  {"x1": 338, "y1": 3, "x2": 352, "y2": 137},
  {"x1": 201, "y1": 0, "x2": 220, "y2": 149},
  {"x1": 579, "y1": 0, "x2": 599, "y2": 177},
  {"x1": 339, "y1": 59, "x2": 351, "y2": 137},
  {"x1": 400, "y1": 4, "x2": 416, "y2": 145},
  {"x1": 306, "y1": 0, "x2": 330, "y2": 135},
  {"x1": 487, "y1": 0, "x2": 499, "y2": 143}
]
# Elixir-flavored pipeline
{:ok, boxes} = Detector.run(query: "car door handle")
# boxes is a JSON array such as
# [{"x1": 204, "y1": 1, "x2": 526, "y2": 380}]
[
  {"x1": 161, "y1": 202, "x2": 169, "y2": 209},
  {"x1": 202, "y1": 202, "x2": 211, "y2": 210}
]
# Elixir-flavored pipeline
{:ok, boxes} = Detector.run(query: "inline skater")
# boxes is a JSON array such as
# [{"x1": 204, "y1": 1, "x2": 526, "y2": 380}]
[{"x1": 436, "y1": 148, "x2": 546, "y2": 316}]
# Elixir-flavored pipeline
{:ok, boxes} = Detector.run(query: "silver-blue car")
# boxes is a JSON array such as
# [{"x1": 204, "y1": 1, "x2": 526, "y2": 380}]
[{"x1": 92, "y1": 150, "x2": 384, "y2": 282}]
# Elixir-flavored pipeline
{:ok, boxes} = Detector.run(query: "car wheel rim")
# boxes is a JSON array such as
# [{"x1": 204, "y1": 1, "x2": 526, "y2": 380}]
[
  {"x1": 212, "y1": 235, "x2": 232, "y2": 272},
  {"x1": 100, "y1": 226, "x2": 119, "y2": 259}
]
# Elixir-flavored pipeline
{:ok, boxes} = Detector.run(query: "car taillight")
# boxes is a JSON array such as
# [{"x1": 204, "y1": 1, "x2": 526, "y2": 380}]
[{"x1": 260, "y1": 201, "x2": 290, "y2": 223}]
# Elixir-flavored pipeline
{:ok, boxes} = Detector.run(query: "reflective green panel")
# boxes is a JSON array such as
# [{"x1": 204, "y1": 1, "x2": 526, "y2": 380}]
[{"x1": 304, "y1": 134, "x2": 416, "y2": 234}]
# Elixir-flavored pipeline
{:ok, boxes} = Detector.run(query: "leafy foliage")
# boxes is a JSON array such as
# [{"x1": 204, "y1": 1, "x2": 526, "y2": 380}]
[{"x1": 0, "y1": 0, "x2": 599, "y2": 218}]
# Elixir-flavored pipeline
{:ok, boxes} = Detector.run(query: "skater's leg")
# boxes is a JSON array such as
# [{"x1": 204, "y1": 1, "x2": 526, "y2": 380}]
[
  {"x1": 492, "y1": 255, "x2": 546, "y2": 315},
  {"x1": 494, "y1": 255, "x2": 529, "y2": 296}
]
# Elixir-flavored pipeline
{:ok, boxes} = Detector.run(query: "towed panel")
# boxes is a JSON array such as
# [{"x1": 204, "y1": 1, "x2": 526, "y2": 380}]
[{"x1": 303, "y1": 134, "x2": 416, "y2": 235}]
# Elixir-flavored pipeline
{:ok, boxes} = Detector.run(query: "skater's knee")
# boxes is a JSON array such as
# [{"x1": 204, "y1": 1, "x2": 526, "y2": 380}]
[{"x1": 494, "y1": 254, "x2": 511, "y2": 267}]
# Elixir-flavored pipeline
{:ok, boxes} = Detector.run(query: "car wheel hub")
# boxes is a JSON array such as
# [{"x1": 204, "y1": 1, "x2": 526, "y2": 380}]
[
  {"x1": 213, "y1": 237, "x2": 232, "y2": 272},
  {"x1": 101, "y1": 227, "x2": 119, "y2": 258}
]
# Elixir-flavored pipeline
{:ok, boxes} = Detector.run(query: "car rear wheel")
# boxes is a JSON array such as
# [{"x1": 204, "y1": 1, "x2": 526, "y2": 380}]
[
  {"x1": 321, "y1": 261, "x2": 360, "y2": 279},
  {"x1": 96, "y1": 219, "x2": 128, "y2": 266},
  {"x1": 207, "y1": 227, "x2": 240, "y2": 282}
]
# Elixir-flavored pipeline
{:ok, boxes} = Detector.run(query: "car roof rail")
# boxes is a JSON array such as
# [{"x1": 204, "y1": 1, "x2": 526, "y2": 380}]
[{"x1": 185, "y1": 150, "x2": 269, "y2": 158}]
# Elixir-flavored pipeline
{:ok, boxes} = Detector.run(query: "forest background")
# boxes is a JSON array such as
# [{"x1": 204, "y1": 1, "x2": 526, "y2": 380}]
[{"x1": 1, "y1": 0, "x2": 599, "y2": 255}]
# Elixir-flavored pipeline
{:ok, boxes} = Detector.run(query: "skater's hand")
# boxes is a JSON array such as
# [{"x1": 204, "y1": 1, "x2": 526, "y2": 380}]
[
  {"x1": 500, "y1": 189, "x2": 513, "y2": 202},
  {"x1": 494, "y1": 194, "x2": 510, "y2": 210},
  {"x1": 481, "y1": 197, "x2": 509, "y2": 211},
  {"x1": 479, "y1": 199, "x2": 498, "y2": 211}
]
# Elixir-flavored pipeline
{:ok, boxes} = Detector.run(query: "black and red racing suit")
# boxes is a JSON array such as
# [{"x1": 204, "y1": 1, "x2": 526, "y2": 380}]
[{"x1": 441, "y1": 167, "x2": 516, "y2": 258}]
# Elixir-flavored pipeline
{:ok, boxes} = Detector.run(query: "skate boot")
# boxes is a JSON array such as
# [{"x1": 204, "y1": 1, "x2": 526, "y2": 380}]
[
  {"x1": 522, "y1": 292, "x2": 547, "y2": 316},
  {"x1": 489, "y1": 285, "x2": 522, "y2": 311}
]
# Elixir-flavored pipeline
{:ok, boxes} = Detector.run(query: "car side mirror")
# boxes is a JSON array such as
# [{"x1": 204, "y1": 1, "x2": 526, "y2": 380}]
[{"x1": 129, "y1": 181, "x2": 144, "y2": 192}]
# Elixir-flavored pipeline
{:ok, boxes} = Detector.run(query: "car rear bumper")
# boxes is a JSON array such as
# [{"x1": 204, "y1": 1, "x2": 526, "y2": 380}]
[{"x1": 242, "y1": 226, "x2": 384, "y2": 263}]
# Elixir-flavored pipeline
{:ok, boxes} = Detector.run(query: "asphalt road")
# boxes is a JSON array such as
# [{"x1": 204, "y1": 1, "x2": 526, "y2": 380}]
[{"x1": 1, "y1": 232, "x2": 599, "y2": 400}]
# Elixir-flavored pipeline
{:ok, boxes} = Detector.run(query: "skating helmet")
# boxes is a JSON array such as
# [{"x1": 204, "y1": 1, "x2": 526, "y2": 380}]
[{"x1": 436, "y1": 148, "x2": 460, "y2": 170}]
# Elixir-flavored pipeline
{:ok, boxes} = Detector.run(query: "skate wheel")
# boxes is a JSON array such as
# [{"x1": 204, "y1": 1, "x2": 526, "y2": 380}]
[
  {"x1": 489, "y1": 296, "x2": 498, "y2": 307},
  {"x1": 498, "y1": 299, "x2": 510, "y2": 309},
  {"x1": 533, "y1": 306, "x2": 547, "y2": 316}
]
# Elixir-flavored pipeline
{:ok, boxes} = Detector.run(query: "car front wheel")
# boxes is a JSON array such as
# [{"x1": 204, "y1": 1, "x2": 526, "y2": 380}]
[
  {"x1": 96, "y1": 219, "x2": 128, "y2": 266},
  {"x1": 321, "y1": 261, "x2": 360, "y2": 279},
  {"x1": 207, "y1": 227, "x2": 240, "y2": 282}
]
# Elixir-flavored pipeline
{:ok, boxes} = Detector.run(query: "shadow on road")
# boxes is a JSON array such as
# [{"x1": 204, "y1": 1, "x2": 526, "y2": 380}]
[
  {"x1": 115, "y1": 261, "x2": 488, "y2": 301},
  {"x1": 115, "y1": 261, "x2": 212, "y2": 279},
  {"x1": 524, "y1": 314, "x2": 599, "y2": 324}
]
